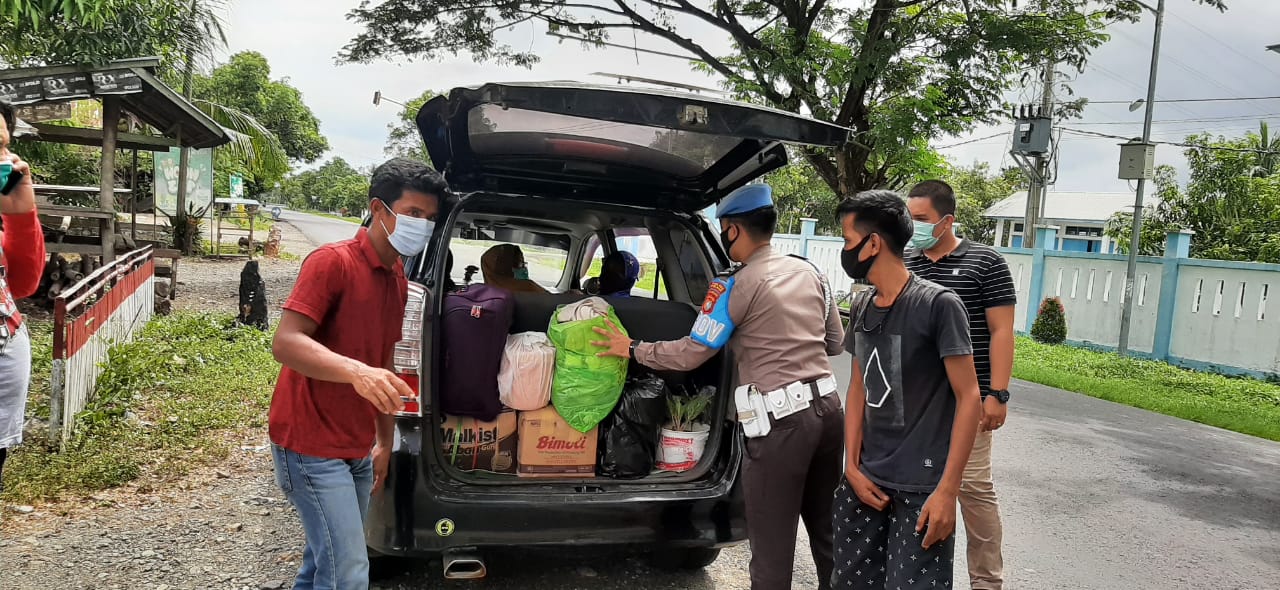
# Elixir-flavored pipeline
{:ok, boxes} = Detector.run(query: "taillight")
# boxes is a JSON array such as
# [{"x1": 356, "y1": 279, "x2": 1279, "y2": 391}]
[{"x1": 393, "y1": 282, "x2": 427, "y2": 417}]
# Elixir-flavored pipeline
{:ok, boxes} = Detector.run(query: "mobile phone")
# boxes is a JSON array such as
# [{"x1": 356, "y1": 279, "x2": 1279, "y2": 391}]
[
  {"x1": 0, "y1": 160, "x2": 19, "y2": 196},
  {"x1": 1, "y1": 169, "x2": 22, "y2": 196}
]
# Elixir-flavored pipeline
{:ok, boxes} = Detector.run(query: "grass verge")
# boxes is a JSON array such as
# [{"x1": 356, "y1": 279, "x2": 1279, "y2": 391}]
[
  {"x1": 2, "y1": 314, "x2": 277, "y2": 504},
  {"x1": 1013, "y1": 336, "x2": 1280, "y2": 442},
  {"x1": 308, "y1": 211, "x2": 362, "y2": 224}
]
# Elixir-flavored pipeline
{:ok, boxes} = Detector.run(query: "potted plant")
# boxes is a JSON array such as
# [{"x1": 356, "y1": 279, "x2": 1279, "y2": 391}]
[{"x1": 657, "y1": 391, "x2": 714, "y2": 472}]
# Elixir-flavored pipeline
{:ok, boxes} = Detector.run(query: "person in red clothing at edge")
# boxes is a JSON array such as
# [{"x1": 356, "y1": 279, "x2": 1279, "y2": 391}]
[
  {"x1": 269, "y1": 157, "x2": 449, "y2": 590},
  {"x1": 0, "y1": 101, "x2": 46, "y2": 493}
]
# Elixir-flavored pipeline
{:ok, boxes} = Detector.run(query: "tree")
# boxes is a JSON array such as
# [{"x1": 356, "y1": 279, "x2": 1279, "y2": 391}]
[
  {"x1": 1030, "y1": 297, "x2": 1067, "y2": 345},
  {"x1": 282, "y1": 157, "x2": 370, "y2": 215},
  {"x1": 1107, "y1": 127, "x2": 1280, "y2": 263},
  {"x1": 385, "y1": 89, "x2": 438, "y2": 161},
  {"x1": 340, "y1": 0, "x2": 1227, "y2": 197},
  {"x1": 0, "y1": 0, "x2": 227, "y2": 69},
  {"x1": 766, "y1": 158, "x2": 841, "y2": 236},
  {"x1": 943, "y1": 162, "x2": 1024, "y2": 246},
  {"x1": 1103, "y1": 165, "x2": 1177, "y2": 256},
  {"x1": 194, "y1": 52, "x2": 329, "y2": 164}
]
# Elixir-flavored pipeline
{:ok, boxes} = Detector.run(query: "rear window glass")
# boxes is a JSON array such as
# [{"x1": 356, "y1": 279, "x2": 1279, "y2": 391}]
[
  {"x1": 448, "y1": 236, "x2": 569, "y2": 293},
  {"x1": 468, "y1": 105, "x2": 740, "y2": 175},
  {"x1": 579, "y1": 233, "x2": 669, "y2": 300}
]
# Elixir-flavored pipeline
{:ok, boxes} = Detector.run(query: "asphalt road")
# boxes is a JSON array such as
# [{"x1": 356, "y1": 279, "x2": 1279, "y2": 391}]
[
  {"x1": 282, "y1": 211, "x2": 1280, "y2": 589},
  {"x1": 278, "y1": 209, "x2": 361, "y2": 247}
]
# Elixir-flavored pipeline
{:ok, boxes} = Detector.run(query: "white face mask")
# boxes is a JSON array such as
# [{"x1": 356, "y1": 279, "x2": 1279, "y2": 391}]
[{"x1": 377, "y1": 200, "x2": 434, "y2": 257}]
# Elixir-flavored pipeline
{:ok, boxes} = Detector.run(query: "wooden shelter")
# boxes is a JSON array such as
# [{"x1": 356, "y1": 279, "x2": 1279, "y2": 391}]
[{"x1": 0, "y1": 57, "x2": 229, "y2": 263}]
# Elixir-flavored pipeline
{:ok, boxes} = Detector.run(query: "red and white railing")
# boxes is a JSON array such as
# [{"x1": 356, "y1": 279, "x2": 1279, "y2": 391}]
[{"x1": 50, "y1": 247, "x2": 155, "y2": 445}]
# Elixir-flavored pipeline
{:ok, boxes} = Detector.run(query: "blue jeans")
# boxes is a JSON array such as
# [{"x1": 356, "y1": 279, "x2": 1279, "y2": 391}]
[{"x1": 272, "y1": 444, "x2": 374, "y2": 590}]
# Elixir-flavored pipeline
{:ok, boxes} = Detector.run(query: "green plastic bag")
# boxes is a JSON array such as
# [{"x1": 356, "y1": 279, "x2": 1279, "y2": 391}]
[{"x1": 547, "y1": 304, "x2": 629, "y2": 433}]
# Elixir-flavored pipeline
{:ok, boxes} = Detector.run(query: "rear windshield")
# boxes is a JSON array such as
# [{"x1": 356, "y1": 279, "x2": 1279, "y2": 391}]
[
  {"x1": 448, "y1": 235, "x2": 570, "y2": 293},
  {"x1": 468, "y1": 104, "x2": 740, "y2": 175}
]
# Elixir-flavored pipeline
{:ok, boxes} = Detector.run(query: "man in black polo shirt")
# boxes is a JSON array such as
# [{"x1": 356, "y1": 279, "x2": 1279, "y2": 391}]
[{"x1": 905, "y1": 180, "x2": 1017, "y2": 590}]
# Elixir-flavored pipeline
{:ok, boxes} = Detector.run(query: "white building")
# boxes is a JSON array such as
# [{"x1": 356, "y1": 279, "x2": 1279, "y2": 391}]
[{"x1": 984, "y1": 191, "x2": 1148, "y2": 254}]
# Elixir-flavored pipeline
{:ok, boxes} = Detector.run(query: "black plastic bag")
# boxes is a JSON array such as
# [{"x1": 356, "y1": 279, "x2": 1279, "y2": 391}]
[{"x1": 599, "y1": 373, "x2": 668, "y2": 478}]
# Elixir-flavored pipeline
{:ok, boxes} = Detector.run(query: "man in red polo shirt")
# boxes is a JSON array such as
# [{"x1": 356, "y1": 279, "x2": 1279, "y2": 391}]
[{"x1": 269, "y1": 158, "x2": 448, "y2": 590}]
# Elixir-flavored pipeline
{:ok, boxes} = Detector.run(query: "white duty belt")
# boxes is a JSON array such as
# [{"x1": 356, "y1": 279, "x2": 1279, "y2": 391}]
[{"x1": 761, "y1": 375, "x2": 838, "y2": 420}]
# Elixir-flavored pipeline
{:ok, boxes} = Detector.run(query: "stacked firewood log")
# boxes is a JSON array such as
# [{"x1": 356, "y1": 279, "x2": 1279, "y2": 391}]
[{"x1": 32, "y1": 254, "x2": 98, "y2": 308}]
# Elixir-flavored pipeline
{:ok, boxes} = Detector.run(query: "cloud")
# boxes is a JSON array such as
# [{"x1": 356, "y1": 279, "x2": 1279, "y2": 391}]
[
  {"x1": 221, "y1": 0, "x2": 728, "y2": 170},
  {"x1": 940, "y1": 1, "x2": 1280, "y2": 192},
  {"x1": 221, "y1": 1, "x2": 1280, "y2": 190}
]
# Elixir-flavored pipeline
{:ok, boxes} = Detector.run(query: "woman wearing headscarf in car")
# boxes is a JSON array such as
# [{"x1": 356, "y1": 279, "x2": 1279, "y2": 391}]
[
  {"x1": 597, "y1": 250, "x2": 641, "y2": 297},
  {"x1": 481, "y1": 243, "x2": 549, "y2": 294}
]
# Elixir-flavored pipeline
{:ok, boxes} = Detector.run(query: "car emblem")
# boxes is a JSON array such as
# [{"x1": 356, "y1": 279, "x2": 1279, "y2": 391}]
[{"x1": 435, "y1": 518, "x2": 456, "y2": 537}]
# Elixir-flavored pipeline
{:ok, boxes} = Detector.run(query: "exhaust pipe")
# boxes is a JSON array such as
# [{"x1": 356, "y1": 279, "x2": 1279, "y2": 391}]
[{"x1": 442, "y1": 549, "x2": 487, "y2": 580}]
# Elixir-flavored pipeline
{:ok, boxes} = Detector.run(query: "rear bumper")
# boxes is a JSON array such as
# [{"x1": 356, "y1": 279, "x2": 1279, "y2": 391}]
[{"x1": 365, "y1": 425, "x2": 747, "y2": 556}]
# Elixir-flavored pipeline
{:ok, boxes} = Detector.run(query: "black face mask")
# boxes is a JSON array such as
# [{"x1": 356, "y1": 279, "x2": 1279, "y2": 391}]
[
  {"x1": 720, "y1": 226, "x2": 738, "y2": 259},
  {"x1": 841, "y1": 234, "x2": 876, "y2": 280}
]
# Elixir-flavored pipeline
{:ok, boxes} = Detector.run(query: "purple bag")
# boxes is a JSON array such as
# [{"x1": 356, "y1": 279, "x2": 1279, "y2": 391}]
[{"x1": 440, "y1": 284, "x2": 515, "y2": 421}]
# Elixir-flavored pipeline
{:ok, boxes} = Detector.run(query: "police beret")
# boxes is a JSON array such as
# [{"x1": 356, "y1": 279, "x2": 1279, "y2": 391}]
[{"x1": 716, "y1": 183, "x2": 773, "y2": 218}]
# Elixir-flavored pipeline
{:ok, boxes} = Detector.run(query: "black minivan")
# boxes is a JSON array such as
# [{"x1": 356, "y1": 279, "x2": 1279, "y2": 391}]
[{"x1": 366, "y1": 82, "x2": 849, "y2": 579}]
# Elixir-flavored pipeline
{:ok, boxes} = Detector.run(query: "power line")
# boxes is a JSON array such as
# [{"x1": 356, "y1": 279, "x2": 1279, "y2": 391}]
[
  {"x1": 1165, "y1": 10, "x2": 1280, "y2": 80},
  {"x1": 935, "y1": 132, "x2": 1008, "y2": 149},
  {"x1": 1109, "y1": 26, "x2": 1266, "y2": 117},
  {"x1": 1085, "y1": 62, "x2": 1202, "y2": 120},
  {"x1": 1086, "y1": 96, "x2": 1280, "y2": 105},
  {"x1": 1070, "y1": 112, "x2": 1280, "y2": 126},
  {"x1": 1059, "y1": 127, "x2": 1280, "y2": 155}
]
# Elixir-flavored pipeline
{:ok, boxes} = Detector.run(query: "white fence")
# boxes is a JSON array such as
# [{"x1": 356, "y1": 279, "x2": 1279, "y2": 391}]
[
  {"x1": 774, "y1": 233, "x2": 856, "y2": 296},
  {"x1": 1168, "y1": 262, "x2": 1279, "y2": 375},
  {"x1": 50, "y1": 247, "x2": 155, "y2": 445},
  {"x1": 776, "y1": 225, "x2": 1280, "y2": 377}
]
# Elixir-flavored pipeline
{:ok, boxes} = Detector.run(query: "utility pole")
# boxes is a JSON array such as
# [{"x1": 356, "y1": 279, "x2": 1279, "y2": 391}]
[
  {"x1": 1036, "y1": 57, "x2": 1055, "y2": 231},
  {"x1": 1019, "y1": 0, "x2": 1057, "y2": 248},
  {"x1": 1013, "y1": 57, "x2": 1055, "y2": 248},
  {"x1": 1118, "y1": 0, "x2": 1165, "y2": 356}
]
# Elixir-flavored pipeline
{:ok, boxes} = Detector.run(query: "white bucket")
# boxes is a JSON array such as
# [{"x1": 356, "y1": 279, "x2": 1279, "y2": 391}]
[{"x1": 657, "y1": 423, "x2": 711, "y2": 472}]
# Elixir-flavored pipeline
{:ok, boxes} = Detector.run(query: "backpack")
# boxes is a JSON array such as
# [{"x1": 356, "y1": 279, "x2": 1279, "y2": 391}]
[{"x1": 440, "y1": 284, "x2": 515, "y2": 421}]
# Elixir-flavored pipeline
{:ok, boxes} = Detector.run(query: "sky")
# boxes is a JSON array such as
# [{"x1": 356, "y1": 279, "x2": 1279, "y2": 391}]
[{"x1": 220, "y1": 1, "x2": 1280, "y2": 193}]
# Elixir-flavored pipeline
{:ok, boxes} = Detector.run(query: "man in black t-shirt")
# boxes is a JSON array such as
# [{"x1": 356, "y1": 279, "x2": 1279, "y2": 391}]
[
  {"x1": 907, "y1": 180, "x2": 1017, "y2": 590},
  {"x1": 831, "y1": 190, "x2": 983, "y2": 590}
]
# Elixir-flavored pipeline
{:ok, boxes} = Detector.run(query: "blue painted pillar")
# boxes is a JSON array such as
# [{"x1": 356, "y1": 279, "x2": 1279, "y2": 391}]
[
  {"x1": 1152, "y1": 229, "x2": 1193, "y2": 360},
  {"x1": 800, "y1": 218, "x2": 817, "y2": 257},
  {"x1": 1024, "y1": 225, "x2": 1059, "y2": 330}
]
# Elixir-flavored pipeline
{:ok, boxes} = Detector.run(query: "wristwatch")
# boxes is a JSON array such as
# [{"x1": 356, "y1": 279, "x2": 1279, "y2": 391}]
[
  {"x1": 628, "y1": 339, "x2": 641, "y2": 359},
  {"x1": 988, "y1": 388, "x2": 1011, "y2": 404}
]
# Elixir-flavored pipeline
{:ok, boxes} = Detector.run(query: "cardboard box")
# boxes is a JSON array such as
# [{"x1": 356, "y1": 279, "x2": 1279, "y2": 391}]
[
  {"x1": 440, "y1": 411, "x2": 518, "y2": 474},
  {"x1": 517, "y1": 406, "x2": 598, "y2": 478}
]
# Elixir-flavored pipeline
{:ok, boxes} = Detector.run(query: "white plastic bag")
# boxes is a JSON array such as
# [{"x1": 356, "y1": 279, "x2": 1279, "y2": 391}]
[{"x1": 497, "y1": 332, "x2": 556, "y2": 411}]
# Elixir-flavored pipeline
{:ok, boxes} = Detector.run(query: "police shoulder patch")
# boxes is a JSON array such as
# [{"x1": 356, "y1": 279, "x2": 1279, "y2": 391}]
[{"x1": 690, "y1": 274, "x2": 737, "y2": 349}]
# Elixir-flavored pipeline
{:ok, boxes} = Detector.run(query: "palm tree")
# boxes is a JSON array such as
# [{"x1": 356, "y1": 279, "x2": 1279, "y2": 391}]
[
  {"x1": 165, "y1": 0, "x2": 291, "y2": 253},
  {"x1": 1248, "y1": 122, "x2": 1280, "y2": 179},
  {"x1": 193, "y1": 100, "x2": 290, "y2": 181}
]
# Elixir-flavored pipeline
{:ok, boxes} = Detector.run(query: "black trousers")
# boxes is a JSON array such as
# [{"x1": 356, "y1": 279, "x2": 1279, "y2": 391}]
[
  {"x1": 741, "y1": 394, "x2": 845, "y2": 590},
  {"x1": 831, "y1": 479, "x2": 955, "y2": 589}
]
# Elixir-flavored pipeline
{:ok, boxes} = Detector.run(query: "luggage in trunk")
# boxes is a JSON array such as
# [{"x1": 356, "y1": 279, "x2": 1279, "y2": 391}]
[{"x1": 440, "y1": 284, "x2": 515, "y2": 421}]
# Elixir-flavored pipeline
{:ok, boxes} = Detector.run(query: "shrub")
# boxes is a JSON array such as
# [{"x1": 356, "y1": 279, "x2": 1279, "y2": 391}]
[{"x1": 1031, "y1": 296, "x2": 1067, "y2": 344}]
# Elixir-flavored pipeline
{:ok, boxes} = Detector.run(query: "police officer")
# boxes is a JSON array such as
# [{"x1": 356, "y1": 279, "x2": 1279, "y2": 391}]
[{"x1": 594, "y1": 183, "x2": 845, "y2": 590}]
